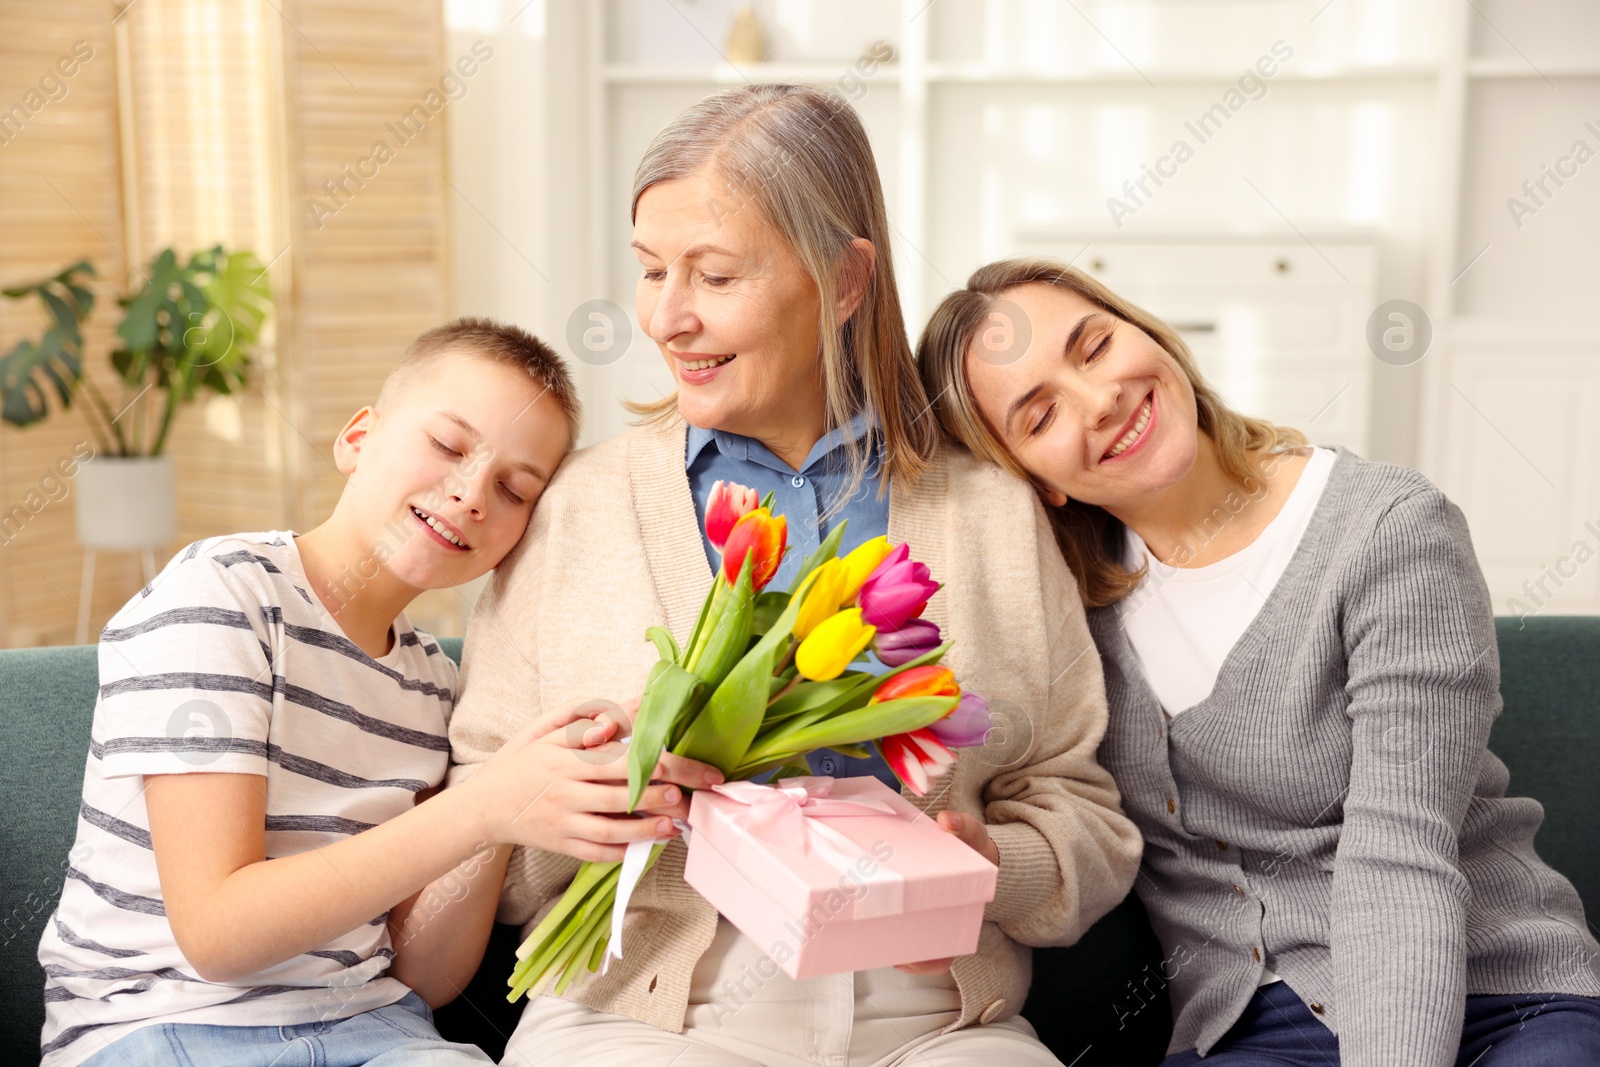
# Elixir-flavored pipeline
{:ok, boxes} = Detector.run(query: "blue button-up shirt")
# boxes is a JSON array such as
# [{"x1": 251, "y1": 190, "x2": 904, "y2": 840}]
[{"x1": 686, "y1": 414, "x2": 899, "y2": 789}]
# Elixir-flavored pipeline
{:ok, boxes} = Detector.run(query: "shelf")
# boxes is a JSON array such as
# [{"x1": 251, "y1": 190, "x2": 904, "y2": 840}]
[
  {"x1": 924, "y1": 63, "x2": 1440, "y2": 85},
  {"x1": 602, "y1": 62, "x2": 1443, "y2": 88},
  {"x1": 603, "y1": 63, "x2": 901, "y2": 86},
  {"x1": 1466, "y1": 58, "x2": 1600, "y2": 80}
]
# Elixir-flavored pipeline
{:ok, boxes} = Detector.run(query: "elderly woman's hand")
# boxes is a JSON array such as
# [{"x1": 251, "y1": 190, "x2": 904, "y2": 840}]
[{"x1": 893, "y1": 811, "x2": 999, "y2": 975}]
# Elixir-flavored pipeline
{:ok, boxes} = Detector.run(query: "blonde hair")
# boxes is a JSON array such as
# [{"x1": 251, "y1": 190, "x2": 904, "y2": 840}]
[
  {"x1": 917, "y1": 258, "x2": 1306, "y2": 608},
  {"x1": 627, "y1": 84, "x2": 937, "y2": 508}
]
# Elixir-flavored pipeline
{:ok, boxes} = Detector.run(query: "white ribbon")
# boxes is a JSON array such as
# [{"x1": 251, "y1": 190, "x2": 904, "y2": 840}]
[{"x1": 602, "y1": 823, "x2": 684, "y2": 974}]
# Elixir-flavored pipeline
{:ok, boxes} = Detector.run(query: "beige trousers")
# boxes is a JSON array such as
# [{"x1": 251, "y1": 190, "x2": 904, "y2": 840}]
[{"x1": 498, "y1": 919, "x2": 1064, "y2": 1067}]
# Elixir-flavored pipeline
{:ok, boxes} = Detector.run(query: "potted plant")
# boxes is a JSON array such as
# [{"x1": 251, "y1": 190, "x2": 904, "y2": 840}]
[{"x1": 1, "y1": 246, "x2": 271, "y2": 552}]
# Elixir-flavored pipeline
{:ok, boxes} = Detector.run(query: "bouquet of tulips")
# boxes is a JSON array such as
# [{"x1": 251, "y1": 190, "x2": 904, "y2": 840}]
[{"x1": 506, "y1": 481, "x2": 992, "y2": 1003}]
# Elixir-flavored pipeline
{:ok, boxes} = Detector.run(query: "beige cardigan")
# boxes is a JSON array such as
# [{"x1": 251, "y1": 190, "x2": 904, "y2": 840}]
[{"x1": 448, "y1": 415, "x2": 1141, "y2": 1034}]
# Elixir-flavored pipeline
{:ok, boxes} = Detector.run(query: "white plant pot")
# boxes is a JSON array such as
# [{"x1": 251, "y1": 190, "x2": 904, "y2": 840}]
[{"x1": 75, "y1": 455, "x2": 177, "y2": 550}]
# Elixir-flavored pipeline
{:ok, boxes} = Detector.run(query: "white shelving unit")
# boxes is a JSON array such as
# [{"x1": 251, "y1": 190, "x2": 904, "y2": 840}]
[{"x1": 520, "y1": 0, "x2": 1599, "y2": 614}]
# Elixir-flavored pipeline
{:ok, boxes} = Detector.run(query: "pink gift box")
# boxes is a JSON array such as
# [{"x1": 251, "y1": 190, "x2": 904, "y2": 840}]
[{"x1": 683, "y1": 776, "x2": 998, "y2": 979}]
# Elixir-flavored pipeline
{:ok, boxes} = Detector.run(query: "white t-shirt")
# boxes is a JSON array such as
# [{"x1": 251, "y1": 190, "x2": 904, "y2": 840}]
[
  {"x1": 38, "y1": 532, "x2": 458, "y2": 1067},
  {"x1": 1118, "y1": 448, "x2": 1336, "y2": 717},
  {"x1": 1117, "y1": 448, "x2": 1336, "y2": 987}
]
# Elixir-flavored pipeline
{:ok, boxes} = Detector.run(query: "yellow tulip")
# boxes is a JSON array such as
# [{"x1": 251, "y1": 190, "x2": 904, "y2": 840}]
[
  {"x1": 794, "y1": 608, "x2": 876, "y2": 681},
  {"x1": 838, "y1": 536, "x2": 894, "y2": 603},
  {"x1": 792, "y1": 558, "x2": 849, "y2": 639}
]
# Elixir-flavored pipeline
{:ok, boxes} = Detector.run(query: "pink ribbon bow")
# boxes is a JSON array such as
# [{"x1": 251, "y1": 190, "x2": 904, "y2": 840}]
[{"x1": 709, "y1": 776, "x2": 906, "y2": 919}]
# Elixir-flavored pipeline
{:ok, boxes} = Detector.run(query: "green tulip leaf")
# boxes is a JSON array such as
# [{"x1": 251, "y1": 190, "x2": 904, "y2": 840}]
[
  {"x1": 645, "y1": 626, "x2": 680, "y2": 663},
  {"x1": 627, "y1": 661, "x2": 703, "y2": 811},
  {"x1": 676, "y1": 635, "x2": 774, "y2": 773},
  {"x1": 751, "y1": 590, "x2": 789, "y2": 636},
  {"x1": 737, "y1": 694, "x2": 959, "y2": 772},
  {"x1": 763, "y1": 673, "x2": 873, "y2": 725},
  {"x1": 688, "y1": 554, "x2": 754, "y2": 689}
]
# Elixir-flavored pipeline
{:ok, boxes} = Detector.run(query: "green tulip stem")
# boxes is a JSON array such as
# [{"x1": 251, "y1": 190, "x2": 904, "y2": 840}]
[
  {"x1": 513, "y1": 860, "x2": 619, "y2": 962},
  {"x1": 553, "y1": 898, "x2": 615, "y2": 996},
  {"x1": 768, "y1": 673, "x2": 801, "y2": 706},
  {"x1": 684, "y1": 579, "x2": 729, "y2": 674}
]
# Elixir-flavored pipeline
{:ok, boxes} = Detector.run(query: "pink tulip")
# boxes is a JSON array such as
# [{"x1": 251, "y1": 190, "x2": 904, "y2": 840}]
[
  {"x1": 872, "y1": 618, "x2": 942, "y2": 667},
  {"x1": 880, "y1": 728, "x2": 957, "y2": 796},
  {"x1": 706, "y1": 480, "x2": 759, "y2": 549},
  {"x1": 856, "y1": 543, "x2": 938, "y2": 631},
  {"x1": 928, "y1": 692, "x2": 992, "y2": 749}
]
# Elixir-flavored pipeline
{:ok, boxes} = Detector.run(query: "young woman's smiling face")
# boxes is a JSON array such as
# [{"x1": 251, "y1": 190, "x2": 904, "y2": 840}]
[
  {"x1": 632, "y1": 164, "x2": 828, "y2": 455},
  {"x1": 962, "y1": 282, "x2": 1200, "y2": 509}
]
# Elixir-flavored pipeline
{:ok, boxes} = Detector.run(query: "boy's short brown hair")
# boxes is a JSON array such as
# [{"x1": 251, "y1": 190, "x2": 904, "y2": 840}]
[{"x1": 379, "y1": 317, "x2": 582, "y2": 447}]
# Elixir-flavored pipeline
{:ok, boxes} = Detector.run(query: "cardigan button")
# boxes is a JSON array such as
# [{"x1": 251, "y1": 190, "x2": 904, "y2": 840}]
[
  {"x1": 1233, "y1": 885, "x2": 1245, "y2": 896},
  {"x1": 979, "y1": 998, "x2": 1006, "y2": 1023},
  {"x1": 1252, "y1": 947, "x2": 1261, "y2": 962},
  {"x1": 1216, "y1": 840, "x2": 1227, "y2": 850},
  {"x1": 1310, "y1": 1002, "x2": 1325, "y2": 1015},
  {"x1": 1166, "y1": 798, "x2": 1176, "y2": 814}
]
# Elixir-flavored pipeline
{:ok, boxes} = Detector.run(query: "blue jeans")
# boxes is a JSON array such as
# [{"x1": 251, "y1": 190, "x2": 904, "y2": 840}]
[
  {"x1": 1160, "y1": 980, "x2": 1600, "y2": 1066},
  {"x1": 78, "y1": 991, "x2": 492, "y2": 1066}
]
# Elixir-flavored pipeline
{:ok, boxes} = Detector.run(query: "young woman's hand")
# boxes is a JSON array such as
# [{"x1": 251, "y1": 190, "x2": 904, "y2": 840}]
[
  {"x1": 462, "y1": 697, "x2": 722, "y2": 862},
  {"x1": 893, "y1": 811, "x2": 1000, "y2": 975}
]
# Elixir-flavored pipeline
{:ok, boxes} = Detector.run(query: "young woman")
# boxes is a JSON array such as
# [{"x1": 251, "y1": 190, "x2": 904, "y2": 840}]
[
  {"x1": 917, "y1": 258, "x2": 1600, "y2": 1067},
  {"x1": 447, "y1": 92, "x2": 1140, "y2": 1066}
]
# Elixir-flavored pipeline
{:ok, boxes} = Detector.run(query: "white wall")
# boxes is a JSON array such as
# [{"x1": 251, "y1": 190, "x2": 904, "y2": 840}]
[{"x1": 447, "y1": 0, "x2": 1600, "y2": 615}]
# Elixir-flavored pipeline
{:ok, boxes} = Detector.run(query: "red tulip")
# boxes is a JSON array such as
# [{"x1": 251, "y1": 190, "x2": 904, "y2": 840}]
[
  {"x1": 880, "y1": 729, "x2": 957, "y2": 795},
  {"x1": 856, "y1": 543, "x2": 938, "y2": 631},
  {"x1": 706, "y1": 480, "x2": 759, "y2": 549},
  {"x1": 721, "y1": 507, "x2": 787, "y2": 591},
  {"x1": 870, "y1": 664, "x2": 959, "y2": 704}
]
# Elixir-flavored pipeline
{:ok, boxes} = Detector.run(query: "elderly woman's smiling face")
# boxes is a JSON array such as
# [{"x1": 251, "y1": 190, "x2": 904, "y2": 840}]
[{"x1": 633, "y1": 165, "x2": 828, "y2": 457}]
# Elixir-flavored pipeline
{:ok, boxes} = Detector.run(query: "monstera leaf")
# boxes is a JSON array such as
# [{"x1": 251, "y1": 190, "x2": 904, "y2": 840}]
[
  {"x1": 0, "y1": 261, "x2": 95, "y2": 429},
  {"x1": 3, "y1": 247, "x2": 270, "y2": 454}
]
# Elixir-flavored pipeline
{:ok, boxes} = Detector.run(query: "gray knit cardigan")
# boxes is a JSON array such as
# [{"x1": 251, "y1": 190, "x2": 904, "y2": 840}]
[{"x1": 1088, "y1": 449, "x2": 1600, "y2": 1065}]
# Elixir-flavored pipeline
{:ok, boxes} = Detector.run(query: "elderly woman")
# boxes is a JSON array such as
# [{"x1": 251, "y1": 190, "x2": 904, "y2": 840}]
[{"x1": 448, "y1": 86, "x2": 1140, "y2": 1066}]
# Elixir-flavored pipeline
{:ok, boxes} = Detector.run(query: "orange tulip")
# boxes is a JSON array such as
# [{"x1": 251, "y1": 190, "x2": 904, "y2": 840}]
[
  {"x1": 870, "y1": 664, "x2": 959, "y2": 704},
  {"x1": 721, "y1": 507, "x2": 787, "y2": 591}
]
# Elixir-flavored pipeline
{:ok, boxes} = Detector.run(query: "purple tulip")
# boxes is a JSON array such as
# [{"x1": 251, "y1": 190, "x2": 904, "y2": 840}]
[
  {"x1": 873, "y1": 618, "x2": 942, "y2": 666},
  {"x1": 928, "y1": 692, "x2": 992, "y2": 749},
  {"x1": 857, "y1": 543, "x2": 938, "y2": 631}
]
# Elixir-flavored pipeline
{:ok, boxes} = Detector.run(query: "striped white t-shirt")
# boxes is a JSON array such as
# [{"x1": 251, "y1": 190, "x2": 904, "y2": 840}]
[{"x1": 38, "y1": 532, "x2": 458, "y2": 1067}]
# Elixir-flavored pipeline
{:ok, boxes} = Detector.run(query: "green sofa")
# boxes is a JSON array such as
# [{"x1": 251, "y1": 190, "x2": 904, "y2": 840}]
[{"x1": 4, "y1": 617, "x2": 1595, "y2": 1065}]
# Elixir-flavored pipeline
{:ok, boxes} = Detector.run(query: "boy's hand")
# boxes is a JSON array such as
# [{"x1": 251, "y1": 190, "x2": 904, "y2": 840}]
[{"x1": 464, "y1": 697, "x2": 723, "y2": 862}]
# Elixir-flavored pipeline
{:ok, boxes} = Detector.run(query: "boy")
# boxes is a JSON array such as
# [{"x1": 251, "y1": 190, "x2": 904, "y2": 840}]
[{"x1": 38, "y1": 318, "x2": 717, "y2": 1066}]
